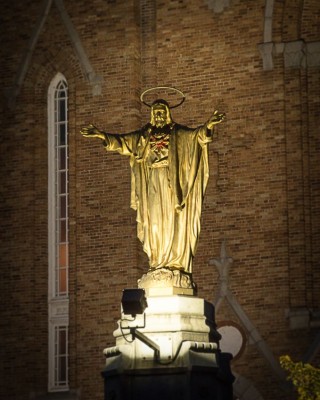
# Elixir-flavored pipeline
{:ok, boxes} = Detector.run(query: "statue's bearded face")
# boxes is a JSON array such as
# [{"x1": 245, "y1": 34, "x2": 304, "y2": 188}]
[{"x1": 152, "y1": 105, "x2": 168, "y2": 128}]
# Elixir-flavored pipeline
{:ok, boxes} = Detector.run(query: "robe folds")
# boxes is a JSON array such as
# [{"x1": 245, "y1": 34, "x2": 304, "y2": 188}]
[{"x1": 103, "y1": 122, "x2": 213, "y2": 273}]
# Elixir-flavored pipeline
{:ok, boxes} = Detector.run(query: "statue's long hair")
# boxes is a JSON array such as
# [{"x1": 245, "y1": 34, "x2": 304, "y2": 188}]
[{"x1": 150, "y1": 99, "x2": 173, "y2": 126}]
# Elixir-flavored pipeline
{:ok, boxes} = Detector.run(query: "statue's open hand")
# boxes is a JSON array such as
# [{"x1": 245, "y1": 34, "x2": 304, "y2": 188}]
[
  {"x1": 80, "y1": 124, "x2": 105, "y2": 140},
  {"x1": 206, "y1": 110, "x2": 225, "y2": 130}
]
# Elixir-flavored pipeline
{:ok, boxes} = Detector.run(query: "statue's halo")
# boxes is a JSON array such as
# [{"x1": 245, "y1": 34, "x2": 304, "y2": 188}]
[{"x1": 140, "y1": 86, "x2": 185, "y2": 108}]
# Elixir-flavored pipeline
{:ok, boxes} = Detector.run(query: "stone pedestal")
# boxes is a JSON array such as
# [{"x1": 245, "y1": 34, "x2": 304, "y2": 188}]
[{"x1": 102, "y1": 295, "x2": 234, "y2": 399}]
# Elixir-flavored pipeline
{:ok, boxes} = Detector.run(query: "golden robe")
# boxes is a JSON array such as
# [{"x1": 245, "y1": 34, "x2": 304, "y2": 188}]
[{"x1": 103, "y1": 122, "x2": 213, "y2": 273}]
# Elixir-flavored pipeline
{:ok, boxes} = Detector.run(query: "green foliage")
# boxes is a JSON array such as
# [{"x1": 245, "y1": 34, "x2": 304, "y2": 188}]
[{"x1": 280, "y1": 355, "x2": 320, "y2": 400}]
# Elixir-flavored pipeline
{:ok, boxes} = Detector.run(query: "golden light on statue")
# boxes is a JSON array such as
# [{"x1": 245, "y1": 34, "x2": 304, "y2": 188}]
[{"x1": 81, "y1": 87, "x2": 225, "y2": 295}]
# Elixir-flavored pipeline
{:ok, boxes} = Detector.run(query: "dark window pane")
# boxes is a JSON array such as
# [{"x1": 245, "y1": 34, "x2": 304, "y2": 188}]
[
  {"x1": 59, "y1": 124, "x2": 66, "y2": 145},
  {"x1": 59, "y1": 356, "x2": 67, "y2": 382},
  {"x1": 59, "y1": 329, "x2": 67, "y2": 354},
  {"x1": 59, "y1": 147, "x2": 66, "y2": 170},
  {"x1": 60, "y1": 220, "x2": 67, "y2": 242},
  {"x1": 59, "y1": 99, "x2": 66, "y2": 121},
  {"x1": 59, "y1": 172, "x2": 66, "y2": 194},
  {"x1": 60, "y1": 195, "x2": 67, "y2": 218}
]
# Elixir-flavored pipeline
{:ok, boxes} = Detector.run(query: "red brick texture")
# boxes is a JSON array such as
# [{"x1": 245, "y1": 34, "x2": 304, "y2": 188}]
[{"x1": 0, "y1": 1, "x2": 319, "y2": 399}]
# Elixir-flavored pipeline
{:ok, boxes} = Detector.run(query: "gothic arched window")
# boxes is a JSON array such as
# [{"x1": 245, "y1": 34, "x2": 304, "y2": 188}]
[{"x1": 47, "y1": 73, "x2": 69, "y2": 392}]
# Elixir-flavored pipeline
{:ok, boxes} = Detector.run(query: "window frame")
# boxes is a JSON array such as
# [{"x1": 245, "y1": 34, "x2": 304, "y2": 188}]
[{"x1": 47, "y1": 72, "x2": 69, "y2": 392}]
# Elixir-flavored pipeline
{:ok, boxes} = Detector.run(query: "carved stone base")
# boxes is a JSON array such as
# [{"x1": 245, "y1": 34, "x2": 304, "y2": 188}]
[
  {"x1": 103, "y1": 295, "x2": 234, "y2": 399},
  {"x1": 138, "y1": 267, "x2": 196, "y2": 296}
]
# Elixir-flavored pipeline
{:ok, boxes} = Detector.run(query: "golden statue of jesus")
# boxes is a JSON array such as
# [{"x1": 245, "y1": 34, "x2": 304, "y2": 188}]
[{"x1": 81, "y1": 99, "x2": 224, "y2": 277}]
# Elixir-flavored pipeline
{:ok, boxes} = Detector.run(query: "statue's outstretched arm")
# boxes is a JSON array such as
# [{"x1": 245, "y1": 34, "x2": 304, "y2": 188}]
[
  {"x1": 80, "y1": 124, "x2": 106, "y2": 140},
  {"x1": 206, "y1": 110, "x2": 225, "y2": 130}
]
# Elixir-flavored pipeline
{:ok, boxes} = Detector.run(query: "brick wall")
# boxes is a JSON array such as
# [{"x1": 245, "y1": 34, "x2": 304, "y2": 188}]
[{"x1": 0, "y1": 0, "x2": 319, "y2": 399}]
